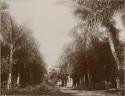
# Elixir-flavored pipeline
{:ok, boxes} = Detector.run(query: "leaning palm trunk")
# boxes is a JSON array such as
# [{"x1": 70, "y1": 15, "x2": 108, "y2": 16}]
[
  {"x1": 105, "y1": 23, "x2": 121, "y2": 71},
  {"x1": 106, "y1": 25, "x2": 121, "y2": 89},
  {"x1": 107, "y1": 31, "x2": 120, "y2": 70}
]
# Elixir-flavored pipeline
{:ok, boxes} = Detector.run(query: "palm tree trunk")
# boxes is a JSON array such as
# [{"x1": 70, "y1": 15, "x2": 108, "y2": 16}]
[
  {"x1": 106, "y1": 28, "x2": 120, "y2": 71},
  {"x1": 106, "y1": 24, "x2": 121, "y2": 89},
  {"x1": 7, "y1": 45, "x2": 13, "y2": 90},
  {"x1": 84, "y1": 73, "x2": 89, "y2": 87},
  {"x1": 16, "y1": 73, "x2": 20, "y2": 88},
  {"x1": 87, "y1": 69, "x2": 92, "y2": 87}
]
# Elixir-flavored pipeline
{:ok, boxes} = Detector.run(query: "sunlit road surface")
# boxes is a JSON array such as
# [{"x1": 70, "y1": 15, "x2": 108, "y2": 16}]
[{"x1": 59, "y1": 87, "x2": 123, "y2": 96}]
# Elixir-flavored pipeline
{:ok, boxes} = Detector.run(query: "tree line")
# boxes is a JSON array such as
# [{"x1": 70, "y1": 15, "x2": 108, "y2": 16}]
[
  {"x1": 0, "y1": 2, "x2": 46, "y2": 89},
  {"x1": 59, "y1": 34, "x2": 124, "y2": 89},
  {"x1": 57, "y1": 0, "x2": 125, "y2": 89}
]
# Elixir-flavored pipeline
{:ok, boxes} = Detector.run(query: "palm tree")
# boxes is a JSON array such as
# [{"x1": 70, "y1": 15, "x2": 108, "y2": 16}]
[
  {"x1": 74, "y1": 0, "x2": 124, "y2": 72},
  {"x1": 1, "y1": 12, "x2": 25, "y2": 89},
  {"x1": 73, "y1": 0, "x2": 125, "y2": 89}
]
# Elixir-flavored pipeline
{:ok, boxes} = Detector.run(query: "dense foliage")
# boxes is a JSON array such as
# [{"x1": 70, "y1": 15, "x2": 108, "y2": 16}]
[
  {"x1": 58, "y1": 33, "x2": 124, "y2": 89},
  {"x1": 0, "y1": 2, "x2": 46, "y2": 89}
]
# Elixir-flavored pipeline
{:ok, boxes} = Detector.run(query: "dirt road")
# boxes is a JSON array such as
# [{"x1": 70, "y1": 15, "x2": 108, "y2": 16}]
[{"x1": 59, "y1": 87, "x2": 123, "y2": 96}]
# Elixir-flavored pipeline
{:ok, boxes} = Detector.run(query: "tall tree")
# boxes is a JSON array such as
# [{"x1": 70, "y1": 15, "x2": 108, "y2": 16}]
[
  {"x1": 0, "y1": 2, "x2": 46, "y2": 89},
  {"x1": 73, "y1": 0, "x2": 125, "y2": 71},
  {"x1": 73, "y1": 0, "x2": 125, "y2": 89},
  {"x1": 1, "y1": 11, "x2": 26, "y2": 89}
]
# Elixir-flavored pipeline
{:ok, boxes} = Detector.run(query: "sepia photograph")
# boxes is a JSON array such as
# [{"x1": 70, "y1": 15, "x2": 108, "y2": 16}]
[{"x1": 0, "y1": 0, "x2": 125, "y2": 96}]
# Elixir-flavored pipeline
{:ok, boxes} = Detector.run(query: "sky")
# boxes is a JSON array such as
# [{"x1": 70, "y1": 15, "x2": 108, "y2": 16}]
[
  {"x1": 4, "y1": 0, "x2": 125, "y2": 69},
  {"x1": 5, "y1": 0, "x2": 76, "y2": 69}
]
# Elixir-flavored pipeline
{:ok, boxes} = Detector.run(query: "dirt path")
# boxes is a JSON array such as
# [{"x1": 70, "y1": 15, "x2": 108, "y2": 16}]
[{"x1": 59, "y1": 87, "x2": 123, "y2": 96}]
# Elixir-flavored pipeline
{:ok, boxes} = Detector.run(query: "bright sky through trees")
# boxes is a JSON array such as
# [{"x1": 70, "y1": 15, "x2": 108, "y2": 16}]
[
  {"x1": 5, "y1": 0, "x2": 76, "y2": 69},
  {"x1": 5, "y1": 0, "x2": 125, "y2": 69}
]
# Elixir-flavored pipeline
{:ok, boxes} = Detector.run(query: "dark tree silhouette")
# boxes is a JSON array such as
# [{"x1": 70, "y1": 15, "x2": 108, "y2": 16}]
[{"x1": 0, "y1": 2, "x2": 46, "y2": 89}]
